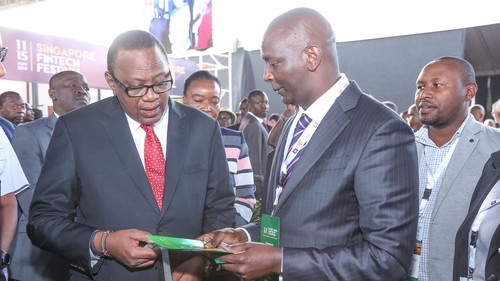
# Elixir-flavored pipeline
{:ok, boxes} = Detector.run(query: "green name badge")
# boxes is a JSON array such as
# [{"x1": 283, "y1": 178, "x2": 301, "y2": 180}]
[{"x1": 260, "y1": 214, "x2": 280, "y2": 247}]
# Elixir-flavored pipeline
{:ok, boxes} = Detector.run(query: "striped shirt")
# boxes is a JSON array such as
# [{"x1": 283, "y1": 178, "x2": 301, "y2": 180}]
[
  {"x1": 221, "y1": 127, "x2": 256, "y2": 226},
  {"x1": 414, "y1": 120, "x2": 465, "y2": 281}
]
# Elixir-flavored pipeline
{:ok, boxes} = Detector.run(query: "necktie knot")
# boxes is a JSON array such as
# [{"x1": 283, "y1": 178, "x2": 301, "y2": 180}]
[
  {"x1": 297, "y1": 113, "x2": 312, "y2": 130},
  {"x1": 141, "y1": 124, "x2": 154, "y2": 134}
]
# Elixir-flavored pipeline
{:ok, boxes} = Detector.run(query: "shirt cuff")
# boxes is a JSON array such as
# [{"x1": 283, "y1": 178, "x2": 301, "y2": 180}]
[{"x1": 236, "y1": 227, "x2": 251, "y2": 242}]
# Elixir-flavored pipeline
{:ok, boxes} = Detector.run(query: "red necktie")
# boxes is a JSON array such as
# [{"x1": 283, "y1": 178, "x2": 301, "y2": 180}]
[{"x1": 141, "y1": 124, "x2": 165, "y2": 209}]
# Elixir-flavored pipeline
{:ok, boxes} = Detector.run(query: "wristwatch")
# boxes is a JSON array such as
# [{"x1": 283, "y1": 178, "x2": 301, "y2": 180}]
[{"x1": 0, "y1": 249, "x2": 10, "y2": 268}]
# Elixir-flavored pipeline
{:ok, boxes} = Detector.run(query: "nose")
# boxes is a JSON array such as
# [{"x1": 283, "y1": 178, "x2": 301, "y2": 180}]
[
  {"x1": 75, "y1": 86, "x2": 87, "y2": 95},
  {"x1": 263, "y1": 65, "x2": 273, "y2": 82},
  {"x1": 142, "y1": 87, "x2": 159, "y2": 101},
  {"x1": 199, "y1": 101, "x2": 211, "y2": 113},
  {"x1": 416, "y1": 86, "x2": 432, "y2": 102}
]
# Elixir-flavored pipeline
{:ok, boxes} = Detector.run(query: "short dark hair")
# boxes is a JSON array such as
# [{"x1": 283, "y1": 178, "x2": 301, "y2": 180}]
[
  {"x1": 183, "y1": 70, "x2": 221, "y2": 96},
  {"x1": 0, "y1": 91, "x2": 21, "y2": 106},
  {"x1": 269, "y1": 113, "x2": 280, "y2": 122},
  {"x1": 247, "y1": 89, "x2": 265, "y2": 100},
  {"x1": 435, "y1": 56, "x2": 476, "y2": 85},
  {"x1": 107, "y1": 30, "x2": 169, "y2": 75}
]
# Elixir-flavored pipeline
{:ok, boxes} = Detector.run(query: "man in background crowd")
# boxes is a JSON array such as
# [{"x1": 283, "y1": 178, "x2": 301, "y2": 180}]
[
  {"x1": 407, "y1": 104, "x2": 423, "y2": 132},
  {"x1": 409, "y1": 56, "x2": 500, "y2": 281},
  {"x1": 0, "y1": 91, "x2": 25, "y2": 141},
  {"x1": 469, "y1": 103, "x2": 485, "y2": 123},
  {"x1": 22, "y1": 103, "x2": 35, "y2": 123},
  {"x1": 228, "y1": 98, "x2": 248, "y2": 131},
  {"x1": 239, "y1": 89, "x2": 272, "y2": 204},
  {"x1": 491, "y1": 98, "x2": 500, "y2": 128}
]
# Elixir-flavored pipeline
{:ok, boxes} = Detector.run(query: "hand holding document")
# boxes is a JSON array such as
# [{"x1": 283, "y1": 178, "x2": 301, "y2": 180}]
[{"x1": 147, "y1": 235, "x2": 227, "y2": 263}]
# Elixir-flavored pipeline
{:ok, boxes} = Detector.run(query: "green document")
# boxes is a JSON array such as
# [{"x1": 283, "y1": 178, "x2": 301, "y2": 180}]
[{"x1": 147, "y1": 235, "x2": 227, "y2": 253}]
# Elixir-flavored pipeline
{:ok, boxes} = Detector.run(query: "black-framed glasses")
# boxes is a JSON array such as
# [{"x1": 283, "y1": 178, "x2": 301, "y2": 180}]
[
  {"x1": 108, "y1": 72, "x2": 173, "y2": 97},
  {"x1": 0, "y1": 47, "x2": 8, "y2": 63}
]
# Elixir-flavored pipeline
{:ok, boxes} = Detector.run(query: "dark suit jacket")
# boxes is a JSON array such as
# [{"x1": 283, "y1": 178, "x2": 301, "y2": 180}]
[
  {"x1": 227, "y1": 123, "x2": 240, "y2": 131},
  {"x1": 454, "y1": 151, "x2": 500, "y2": 281},
  {"x1": 239, "y1": 113, "x2": 272, "y2": 202},
  {"x1": 11, "y1": 113, "x2": 70, "y2": 280},
  {"x1": 27, "y1": 97, "x2": 235, "y2": 280},
  {"x1": 246, "y1": 81, "x2": 419, "y2": 280},
  {"x1": 0, "y1": 116, "x2": 15, "y2": 142}
]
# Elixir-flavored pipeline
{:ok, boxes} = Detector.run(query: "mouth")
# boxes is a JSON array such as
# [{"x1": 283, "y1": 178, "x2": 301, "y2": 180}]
[
  {"x1": 141, "y1": 105, "x2": 160, "y2": 118},
  {"x1": 418, "y1": 102, "x2": 435, "y2": 115},
  {"x1": 76, "y1": 97, "x2": 89, "y2": 104},
  {"x1": 273, "y1": 85, "x2": 284, "y2": 95}
]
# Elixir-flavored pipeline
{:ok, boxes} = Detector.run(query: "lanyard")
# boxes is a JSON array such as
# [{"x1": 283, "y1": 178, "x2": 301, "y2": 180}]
[
  {"x1": 272, "y1": 118, "x2": 320, "y2": 210},
  {"x1": 410, "y1": 137, "x2": 460, "y2": 279},
  {"x1": 418, "y1": 138, "x2": 459, "y2": 217},
  {"x1": 272, "y1": 76, "x2": 349, "y2": 212}
]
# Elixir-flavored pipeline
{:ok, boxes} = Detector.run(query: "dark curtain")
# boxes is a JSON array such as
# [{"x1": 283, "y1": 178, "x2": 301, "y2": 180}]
[{"x1": 231, "y1": 47, "x2": 256, "y2": 110}]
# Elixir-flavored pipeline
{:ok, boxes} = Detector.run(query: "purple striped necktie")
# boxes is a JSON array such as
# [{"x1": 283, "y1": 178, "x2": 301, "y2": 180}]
[{"x1": 282, "y1": 113, "x2": 312, "y2": 185}]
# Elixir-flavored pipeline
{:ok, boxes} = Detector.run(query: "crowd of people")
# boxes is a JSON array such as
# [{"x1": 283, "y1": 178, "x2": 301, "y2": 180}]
[{"x1": 0, "y1": 7, "x2": 499, "y2": 281}]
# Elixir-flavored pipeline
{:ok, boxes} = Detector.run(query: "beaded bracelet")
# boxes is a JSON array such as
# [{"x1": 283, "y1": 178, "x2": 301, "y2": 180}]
[{"x1": 100, "y1": 230, "x2": 112, "y2": 257}]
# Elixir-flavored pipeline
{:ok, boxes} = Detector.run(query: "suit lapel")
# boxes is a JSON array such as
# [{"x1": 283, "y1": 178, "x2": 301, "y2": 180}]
[
  {"x1": 266, "y1": 117, "x2": 292, "y2": 213},
  {"x1": 46, "y1": 114, "x2": 57, "y2": 138},
  {"x1": 161, "y1": 99, "x2": 188, "y2": 216},
  {"x1": 432, "y1": 118, "x2": 480, "y2": 220},
  {"x1": 467, "y1": 152, "x2": 500, "y2": 222},
  {"x1": 274, "y1": 82, "x2": 358, "y2": 213},
  {"x1": 101, "y1": 98, "x2": 160, "y2": 213}
]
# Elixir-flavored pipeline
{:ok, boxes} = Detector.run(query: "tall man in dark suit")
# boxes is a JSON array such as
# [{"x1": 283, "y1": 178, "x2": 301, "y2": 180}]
[
  {"x1": 10, "y1": 70, "x2": 91, "y2": 281},
  {"x1": 454, "y1": 150, "x2": 500, "y2": 281},
  {"x1": 201, "y1": 7, "x2": 419, "y2": 281},
  {"x1": 240, "y1": 90, "x2": 272, "y2": 203},
  {"x1": 27, "y1": 30, "x2": 235, "y2": 281}
]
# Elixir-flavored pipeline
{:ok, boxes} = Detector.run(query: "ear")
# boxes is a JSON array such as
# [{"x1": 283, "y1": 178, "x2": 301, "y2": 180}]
[
  {"x1": 182, "y1": 96, "x2": 187, "y2": 104},
  {"x1": 305, "y1": 45, "x2": 321, "y2": 72},
  {"x1": 104, "y1": 71, "x2": 118, "y2": 96},
  {"x1": 48, "y1": 89, "x2": 57, "y2": 101},
  {"x1": 465, "y1": 83, "x2": 478, "y2": 101}
]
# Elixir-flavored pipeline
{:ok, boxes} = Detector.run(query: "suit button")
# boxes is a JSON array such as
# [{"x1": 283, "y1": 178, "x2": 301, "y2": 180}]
[{"x1": 156, "y1": 225, "x2": 164, "y2": 232}]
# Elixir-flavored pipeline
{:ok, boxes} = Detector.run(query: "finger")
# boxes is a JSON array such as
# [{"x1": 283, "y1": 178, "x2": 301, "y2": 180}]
[
  {"x1": 221, "y1": 243, "x2": 246, "y2": 253},
  {"x1": 206, "y1": 233, "x2": 225, "y2": 247}
]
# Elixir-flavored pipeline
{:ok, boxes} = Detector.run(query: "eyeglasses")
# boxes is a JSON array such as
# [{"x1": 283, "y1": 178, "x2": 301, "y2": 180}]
[
  {"x1": 0, "y1": 47, "x2": 8, "y2": 63},
  {"x1": 218, "y1": 115, "x2": 232, "y2": 121},
  {"x1": 108, "y1": 72, "x2": 173, "y2": 97}
]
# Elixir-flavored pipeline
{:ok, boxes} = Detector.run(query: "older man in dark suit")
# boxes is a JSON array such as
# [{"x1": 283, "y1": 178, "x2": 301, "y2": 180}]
[
  {"x1": 27, "y1": 30, "x2": 235, "y2": 281},
  {"x1": 10, "y1": 70, "x2": 91, "y2": 281},
  {"x1": 201, "y1": 7, "x2": 419, "y2": 281}
]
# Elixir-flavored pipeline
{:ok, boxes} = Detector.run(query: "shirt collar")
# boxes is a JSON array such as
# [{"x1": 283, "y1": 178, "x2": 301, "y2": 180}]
[
  {"x1": 415, "y1": 113, "x2": 471, "y2": 147},
  {"x1": 304, "y1": 73, "x2": 349, "y2": 121}
]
